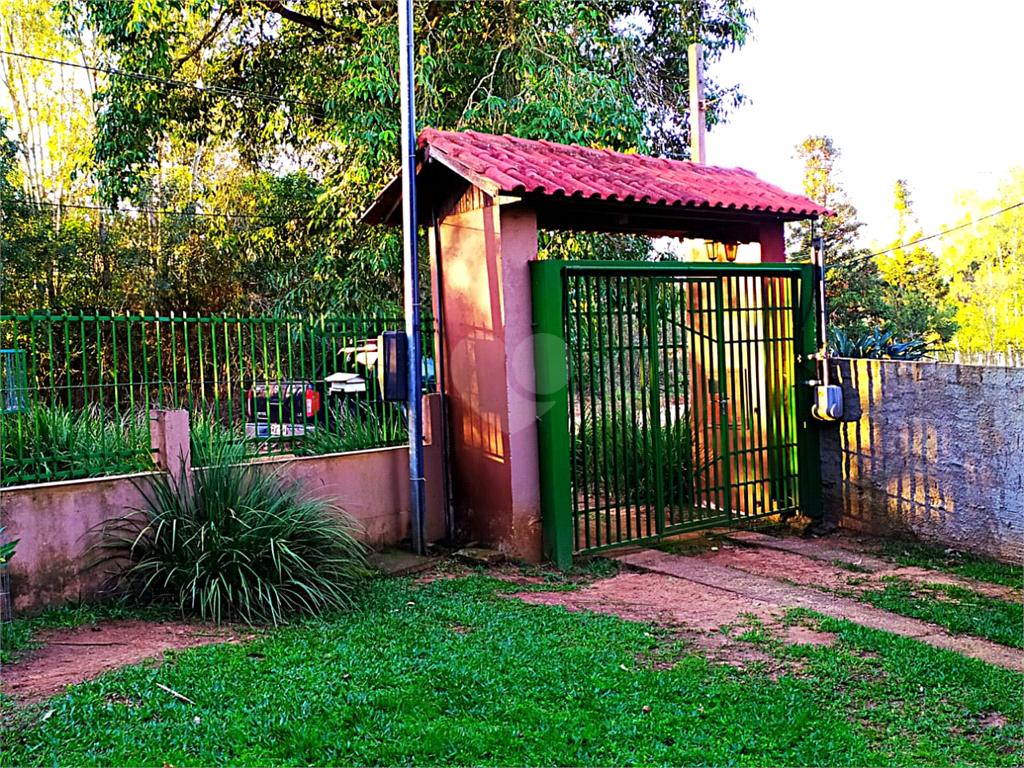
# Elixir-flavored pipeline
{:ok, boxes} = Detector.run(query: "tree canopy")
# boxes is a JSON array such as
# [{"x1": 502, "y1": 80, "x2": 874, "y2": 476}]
[
  {"x1": 1, "y1": 0, "x2": 754, "y2": 315},
  {"x1": 787, "y1": 136, "x2": 891, "y2": 341},
  {"x1": 939, "y1": 168, "x2": 1024, "y2": 356},
  {"x1": 789, "y1": 135, "x2": 967, "y2": 353},
  {"x1": 877, "y1": 180, "x2": 958, "y2": 344}
]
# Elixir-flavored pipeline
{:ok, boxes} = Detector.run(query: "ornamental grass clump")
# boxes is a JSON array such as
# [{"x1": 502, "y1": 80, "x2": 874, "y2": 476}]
[
  {"x1": 95, "y1": 442, "x2": 366, "y2": 625},
  {"x1": 188, "y1": 408, "x2": 256, "y2": 467},
  {"x1": 1, "y1": 403, "x2": 151, "y2": 485}
]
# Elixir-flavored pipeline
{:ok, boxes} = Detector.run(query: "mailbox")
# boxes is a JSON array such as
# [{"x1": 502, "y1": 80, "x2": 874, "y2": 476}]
[{"x1": 377, "y1": 331, "x2": 408, "y2": 401}]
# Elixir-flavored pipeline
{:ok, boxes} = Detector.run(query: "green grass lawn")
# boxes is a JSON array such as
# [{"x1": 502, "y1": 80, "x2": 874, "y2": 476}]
[
  {"x1": 857, "y1": 578, "x2": 1023, "y2": 649},
  {"x1": 878, "y1": 542, "x2": 1023, "y2": 589},
  {"x1": 3, "y1": 576, "x2": 1021, "y2": 767}
]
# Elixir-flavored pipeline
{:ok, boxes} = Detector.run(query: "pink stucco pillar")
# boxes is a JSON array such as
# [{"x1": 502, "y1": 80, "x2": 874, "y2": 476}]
[
  {"x1": 431, "y1": 201, "x2": 543, "y2": 561},
  {"x1": 759, "y1": 220, "x2": 787, "y2": 263},
  {"x1": 150, "y1": 409, "x2": 191, "y2": 478}
]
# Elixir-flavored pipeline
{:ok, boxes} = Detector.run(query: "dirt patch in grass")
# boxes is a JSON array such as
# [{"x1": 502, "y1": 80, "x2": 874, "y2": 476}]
[
  {"x1": 1, "y1": 620, "x2": 239, "y2": 702},
  {"x1": 882, "y1": 566, "x2": 1020, "y2": 600},
  {"x1": 975, "y1": 711, "x2": 1009, "y2": 730},
  {"x1": 516, "y1": 571, "x2": 836, "y2": 673},
  {"x1": 696, "y1": 543, "x2": 1021, "y2": 602},
  {"x1": 683, "y1": 630, "x2": 786, "y2": 673},
  {"x1": 783, "y1": 625, "x2": 837, "y2": 646},
  {"x1": 518, "y1": 571, "x2": 777, "y2": 630},
  {"x1": 697, "y1": 546, "x2": 859, "y2": 592}
]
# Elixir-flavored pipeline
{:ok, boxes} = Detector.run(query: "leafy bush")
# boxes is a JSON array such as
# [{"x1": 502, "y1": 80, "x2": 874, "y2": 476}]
[
  {"x1": 94, "y1": 441, "x2": 367, "y2": 625},
  {"x1": 830, "y1": 328, "x2": 932, "y2": 360},
  {"x1": 0, "y1": 403, "x2": 151, "y2": 485}
]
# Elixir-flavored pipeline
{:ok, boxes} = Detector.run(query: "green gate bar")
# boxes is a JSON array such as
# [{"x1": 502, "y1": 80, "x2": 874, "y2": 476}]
[
  {"x1": 530, "y1": 260, "x2": 574, "y2": 568},
  {"x1": 531, "y1": 260, "x2": 821, "y2": 565}
]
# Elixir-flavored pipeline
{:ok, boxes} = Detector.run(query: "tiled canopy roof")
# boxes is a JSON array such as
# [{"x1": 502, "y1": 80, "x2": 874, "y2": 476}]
[
  {"x1": 362, "y1": 129, "x2": 829, "y2": 226},
  {"x1": 417, "y1": 128, "x2": 828, "y2": 217}
]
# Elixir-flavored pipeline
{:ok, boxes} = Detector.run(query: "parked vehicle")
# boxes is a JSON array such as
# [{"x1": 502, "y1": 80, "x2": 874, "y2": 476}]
[
  {"x1": 245, "y1": 380, "x2": 325, "y2": 437},
  {"x1": 243, "y1": 336, "x2": 433, "y2": 439}
]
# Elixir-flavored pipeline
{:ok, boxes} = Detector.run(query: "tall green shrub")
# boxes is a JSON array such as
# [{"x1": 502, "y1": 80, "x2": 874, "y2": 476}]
[
  {"x1": 294, "y1": 402, "x2": 406, "y2": 456},
  {"x1": 572, "y1": 411, "x2": 707, "y2": 507},
  {"x1": 0, "y1": 403, "x2": 151, "y2": 485},
  {"x1": 188, "y1": 409, "x2": 256, "y2": 467}
]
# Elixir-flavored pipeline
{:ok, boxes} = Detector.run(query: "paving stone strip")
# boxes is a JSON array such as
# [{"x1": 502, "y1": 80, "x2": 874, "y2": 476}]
[
  {"x1": 617, "y1": 549, "x2": 1024, "y2": 672},
  {"x1": 724, "y1": 530, "x2": 1021, "y2": 600},
  {"x1": 725, "y1": 530, "x2": 893, "y2": 571}
]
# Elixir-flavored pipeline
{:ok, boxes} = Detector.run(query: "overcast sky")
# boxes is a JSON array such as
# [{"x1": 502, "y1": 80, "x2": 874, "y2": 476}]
[{"x1": 706, "y1": 0, "x2": 1024, "y2": 247}]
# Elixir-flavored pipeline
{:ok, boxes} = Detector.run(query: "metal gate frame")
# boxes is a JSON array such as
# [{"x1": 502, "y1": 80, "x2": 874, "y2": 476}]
[{"x1": 531, "y1": 260, "x2": 822, "y2": 568}]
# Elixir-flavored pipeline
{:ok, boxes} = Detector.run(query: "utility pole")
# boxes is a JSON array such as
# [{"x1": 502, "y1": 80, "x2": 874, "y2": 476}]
[
  {"x1": 688, "y1": 42, "x2": 706, "y2": 164},
  {"x1": 398, "y1": 0, "x2": 426, "y2": 555}
]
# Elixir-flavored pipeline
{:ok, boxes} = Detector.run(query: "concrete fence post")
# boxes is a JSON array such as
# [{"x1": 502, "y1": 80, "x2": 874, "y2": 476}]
[{"x1": 150, "y1": 409, "x2": 191, "y2": 478}]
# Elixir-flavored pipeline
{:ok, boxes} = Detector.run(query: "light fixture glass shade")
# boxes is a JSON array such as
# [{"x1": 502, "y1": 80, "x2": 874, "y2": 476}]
[
  {"x1": 704, "y1": 240, "x2": 719, "y2": 262},
  {"x1": 724, "y1": 243, "x2": 738, "y2": 262}
]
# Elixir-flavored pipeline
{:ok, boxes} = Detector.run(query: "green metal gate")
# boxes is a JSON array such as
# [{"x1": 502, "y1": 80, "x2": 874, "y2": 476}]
[{"x1": 531, "y1": 261, "x2": 822, "y2": 567}]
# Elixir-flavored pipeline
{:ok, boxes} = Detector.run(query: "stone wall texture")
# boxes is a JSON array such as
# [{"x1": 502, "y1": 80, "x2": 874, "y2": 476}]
[{"x1": 820, "y1": 359, "x2": 1023, "y2": 562}]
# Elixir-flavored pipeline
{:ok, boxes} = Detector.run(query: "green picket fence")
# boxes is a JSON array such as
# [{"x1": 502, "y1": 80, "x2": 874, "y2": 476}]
[{"x1": 0, "y1": 312, "x2": 435, "y2": 487}]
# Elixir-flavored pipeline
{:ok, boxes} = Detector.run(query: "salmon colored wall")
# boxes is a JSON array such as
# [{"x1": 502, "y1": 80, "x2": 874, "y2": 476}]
[
  {"x1": 2, "y1": 396, "x2": 445, "y2": 613},
  {"x1": 2, "y1": 472, "x2": 152, "y2": 612},
  {"x1": 759, "y1": 220, "x2": 787, "y2": 263},
  {"x1": 432, "y1": 202, "x2": 543, "y2": 561}
]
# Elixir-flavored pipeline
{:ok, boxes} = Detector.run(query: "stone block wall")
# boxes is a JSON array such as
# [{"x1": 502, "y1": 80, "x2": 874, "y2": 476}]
[{"x1": 820, "y1": 359, "x2": 1023, "y2": 562}]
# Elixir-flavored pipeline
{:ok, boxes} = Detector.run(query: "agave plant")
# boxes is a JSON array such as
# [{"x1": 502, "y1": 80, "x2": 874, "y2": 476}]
[
  {"x1": 94, "y1": 441, "x2": 367, "y2": 625},
  {"x1": 830, "y1": 328, "x2": 933, "y2": 360}
]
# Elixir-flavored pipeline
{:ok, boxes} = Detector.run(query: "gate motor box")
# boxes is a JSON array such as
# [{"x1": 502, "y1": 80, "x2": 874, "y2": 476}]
[{"x1": 812, "y1": 384, "x2": 844, "y2": 421}]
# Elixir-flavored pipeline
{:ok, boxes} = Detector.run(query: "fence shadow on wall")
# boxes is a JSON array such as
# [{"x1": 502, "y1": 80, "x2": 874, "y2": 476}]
[{"x1": 822, "y1": 358, "x2": 1023, "y2": 560}]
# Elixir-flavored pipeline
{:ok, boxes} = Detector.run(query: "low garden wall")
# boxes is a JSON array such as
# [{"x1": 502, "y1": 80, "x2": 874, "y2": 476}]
[
  {"x1": 2, "y1": 395, "x2": 445, "y2": 613},
  {"x1": 820, "y1": 359, "x2": 1023, "y2": 562}
]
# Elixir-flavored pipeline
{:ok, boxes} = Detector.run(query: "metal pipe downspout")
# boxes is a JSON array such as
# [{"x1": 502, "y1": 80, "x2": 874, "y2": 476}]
[
  {"x1": 812, "y1": 220, "x2": 831, "y2": 387},
  {"x1": 399, "y1": 0, "x2": 426, "y2": 555}
]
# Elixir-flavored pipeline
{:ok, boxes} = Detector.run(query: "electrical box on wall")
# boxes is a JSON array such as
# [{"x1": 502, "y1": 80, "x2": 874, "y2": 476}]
[
  {"x1": 812, "y1": 384, "x2": 844, "y2": 421},
  {"x1": 377, "y1": 331, "x2": 408, "y2": 402}
]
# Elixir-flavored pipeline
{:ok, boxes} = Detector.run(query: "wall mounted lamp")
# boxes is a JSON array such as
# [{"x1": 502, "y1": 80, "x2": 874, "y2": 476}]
[{"x1": 704, "y1": 241, "x2": 739, "y2": 262}]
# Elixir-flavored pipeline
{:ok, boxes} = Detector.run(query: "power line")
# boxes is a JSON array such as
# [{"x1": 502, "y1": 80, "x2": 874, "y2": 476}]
[
  {"x1": 0, "y1": 49, "x2": 321, "y2": 110},
  {"x1": 2, "y1": 46, "x2": 734, "y2": 117},
  {"x1": 2, "y1": 198, "x2": 316, "y2": 221},
  {"x1": 828, "y1": 201, "x2": 1024, "y2": 269}
]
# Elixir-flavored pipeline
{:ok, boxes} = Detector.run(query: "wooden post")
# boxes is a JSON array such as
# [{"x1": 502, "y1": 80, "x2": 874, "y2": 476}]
[{"x1": 688, "y1": 42, "x2": 706, "y2": 164}]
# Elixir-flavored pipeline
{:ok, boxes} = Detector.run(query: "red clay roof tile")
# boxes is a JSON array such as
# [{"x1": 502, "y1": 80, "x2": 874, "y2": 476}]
[
  {"x1": 416, "y1": 128, "x2": 828, "y2": 218},
  {"x1": 362, "y1": 129, "x2": 831, "y2": 226}
]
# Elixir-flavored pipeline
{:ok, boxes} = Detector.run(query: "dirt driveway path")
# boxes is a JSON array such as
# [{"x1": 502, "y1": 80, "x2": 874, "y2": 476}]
[
  {"x1": 724, "y1": 530, "x2": 1021, "y2": 601},
  {"x1": 1, "y1": 621, "x2": 241, "y2": 701},
  {"x1": 519, "y1": 533, "x2": 1023, "y2": 672}
]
